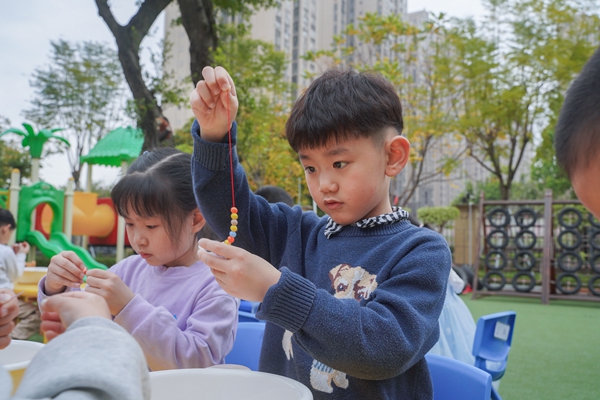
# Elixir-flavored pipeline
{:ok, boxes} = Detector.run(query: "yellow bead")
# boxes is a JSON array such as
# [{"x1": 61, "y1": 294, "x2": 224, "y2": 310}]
[
  {"x1": 230, "y1": 226, "x2": 238, "y2": 232},
  {"x1": 223, "y1": 239, "x2": 231, "y2": 245},
  {"x1": 231, "y1": 213, "x2": 238, "y2": 220}
]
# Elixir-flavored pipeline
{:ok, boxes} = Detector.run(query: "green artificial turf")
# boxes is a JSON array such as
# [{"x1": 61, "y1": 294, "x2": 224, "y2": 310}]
[{"x1": 462, "y1": 295, "x2": 600, "y2": 400}]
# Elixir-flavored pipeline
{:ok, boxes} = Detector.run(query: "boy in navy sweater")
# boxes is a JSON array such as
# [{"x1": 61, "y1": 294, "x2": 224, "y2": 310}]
[
  {"x1": 191, "y1": 66, "x2": 451, "y2": 399},
  {"x1": 554, "y1": 46, "x2": 600, "y2": 219}
]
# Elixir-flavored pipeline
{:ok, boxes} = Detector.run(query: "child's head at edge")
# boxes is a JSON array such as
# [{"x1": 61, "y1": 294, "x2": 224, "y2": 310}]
[
  {"x1": 0, "y1": 209, "x2": 16, "y2": 245},
  {"x1": 285, "y1": 68, "x2": 410, "y2": 224},
  {"x1": 555, "y1": 46, "x2": 600, "y2": 218},
  {"x1": 110, "y1": 148, "x2": 206, "y2": 266}
]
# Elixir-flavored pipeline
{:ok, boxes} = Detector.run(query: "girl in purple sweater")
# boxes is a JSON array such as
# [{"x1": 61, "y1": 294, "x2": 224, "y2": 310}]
[{"x1": 38, "y1": 148, "x2": 239, "y2": 371}]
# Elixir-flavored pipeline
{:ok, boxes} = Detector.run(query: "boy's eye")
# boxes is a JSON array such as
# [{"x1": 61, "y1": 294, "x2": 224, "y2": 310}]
[
  {"x1": 333, "y1": 161, "x2": 348, "y2": 169},
  {"x1": 304, "y1": 166, "x2": 316, "y2": 174},
  {"x1": 146, "y1": 225, "x2": 157, "y2": 229}
]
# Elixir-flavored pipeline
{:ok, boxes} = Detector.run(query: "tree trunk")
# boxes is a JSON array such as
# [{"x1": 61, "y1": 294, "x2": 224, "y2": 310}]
[
  {"x1": 95, "y1": 0, "x2": 173, "y2": 151},
  {"x1": 177, "y1": 0, "x2": 218, "y2": 86}
]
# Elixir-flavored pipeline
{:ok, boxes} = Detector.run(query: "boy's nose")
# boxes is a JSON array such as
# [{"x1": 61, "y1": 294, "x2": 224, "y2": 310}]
[{"x1": 319, "y1": 177, "x2": 338, "y2": 193}]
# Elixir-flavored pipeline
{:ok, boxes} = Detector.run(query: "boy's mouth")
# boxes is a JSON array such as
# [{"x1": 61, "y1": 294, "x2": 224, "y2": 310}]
[{"x1": 324, "y1": 200, "x2": 342, "y2": 210}]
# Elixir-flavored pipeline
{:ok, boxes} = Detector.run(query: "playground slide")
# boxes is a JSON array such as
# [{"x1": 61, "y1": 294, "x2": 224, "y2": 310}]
[{"x1": 25, "y1": 230, "x2": 108, "y2": 271}]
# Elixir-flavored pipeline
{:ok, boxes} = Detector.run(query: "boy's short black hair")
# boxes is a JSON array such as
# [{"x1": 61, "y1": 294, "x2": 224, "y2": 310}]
[
  {"x1": 0, "y1": 209, "x2": 16, "y2": 230},
  {"x1": 111, "y1": 148, "x2": 197, "y2": 240},
  {"x1": 286, "y1": 68, "x2": 404, "y2": 152},
  {"x1": 255, "y1": 185, "x2": 295, "y2": 207},
  {"x1": 555, "y1": 45, "x2": 600, "y2": 177}
]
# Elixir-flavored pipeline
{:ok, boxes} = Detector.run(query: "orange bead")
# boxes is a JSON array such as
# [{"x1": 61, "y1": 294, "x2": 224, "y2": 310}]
[
  {"x1": 231, "y1": 207, "x2": 238, "y2": 214},
  {"x1": 227, "y1": 236, "x2": 235, "y2": 243}
]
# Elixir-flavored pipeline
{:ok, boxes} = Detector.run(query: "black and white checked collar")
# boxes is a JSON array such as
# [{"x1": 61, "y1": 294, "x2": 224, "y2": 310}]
[{"x1": 324, "y1": 206, "x2": 410, "y2": 239}]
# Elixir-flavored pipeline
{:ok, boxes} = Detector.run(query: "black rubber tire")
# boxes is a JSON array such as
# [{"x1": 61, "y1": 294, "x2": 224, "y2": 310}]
[
  {"x1": 557, "y1": 251, "x2": 583, "y2": 273},
  {"x1": 589, "y1": 213, "x2": 600, "y2": 228},
  {"x1": 512, "y1": 272, "x2": 536, "y2": 292},
  {"x1": 487, "y1": 208, "x2": 510, "y2": 228},
  {"x1": 590, "y1": 230, "x2": 600, "y2": 251},
  {"x1": 483, "y1": 271, "x2": 506, "y2": 291},
  {"x1": 484, "y1": 251, "x2": 507, "y2": 270},
  {"x1": 588, "y1": 275, "x2": 600, "y2": 297},
  {"x1": 513, "y1": 251, "x2": 536, "y2": 271},
  {"x1": 590, "y1": 253, "x2": 600, "y2": 274},
  {"x1": 557, "y1": 229, "x2": 582, "y2": 250},
  {"x1": 557, "y1": 207, "x2": 582, "y2": 229},
  {"x1": 514, "y1": 208, "x2": 537, "y2": 229},
  {"x1": 486, "y1": 229, "x2": 509, "y2": 249},
  {"x1": 556, "y1": 273, "x2": 582, "y2": 295},
  {"x1": 514, "y1": 230, "x2": 537, "y2": 250}
]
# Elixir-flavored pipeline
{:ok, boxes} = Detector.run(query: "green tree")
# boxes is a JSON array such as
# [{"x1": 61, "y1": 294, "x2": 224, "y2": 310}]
[
  {"x1": 450, "y1": 0, "x2": 600, "y2": 200},
  {"x1": 417, "y1": 206, "x2": 460, "y2": 233},
  {"x1": 305, "y1": 13, "x2": 464, "y2": 207},
  {"x1": 95, "y1": 0, "x2": 276, "y2": 151},
  {"x1": 0, "y1": 117, "x2": 32, "y2": 189},
  {"x1": 24, "y1": 40, "x2": 126, "y2": 189}
]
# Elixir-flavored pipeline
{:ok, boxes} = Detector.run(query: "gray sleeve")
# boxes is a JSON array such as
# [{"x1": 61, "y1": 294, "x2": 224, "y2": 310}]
[{"x1": 10, "y1": 317, "x2": 150, "y2": 400}]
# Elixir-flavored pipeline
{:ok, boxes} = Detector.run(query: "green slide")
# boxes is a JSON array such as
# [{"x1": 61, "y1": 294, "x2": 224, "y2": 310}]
[{"x1": 26, "y1": 230, "x2": 108, "y2": 271}]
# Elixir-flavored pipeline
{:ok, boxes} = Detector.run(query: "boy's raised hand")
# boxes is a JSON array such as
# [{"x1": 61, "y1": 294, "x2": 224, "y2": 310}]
[
  {"x1": 84, "y1": 269, "x2": 135, "y2": 316},
  {"x1": 40, "y1": 291, "x2": 111, "y2": 342},
  {"x1": 190, "y1": 66, "x2": 238, "y2": 142},
  {"x1": 197, "y1": 239, "x2": 281, "y2": 302},
  {"x1": 45, "y1": 251, "x2": 87, "y2": 296}
]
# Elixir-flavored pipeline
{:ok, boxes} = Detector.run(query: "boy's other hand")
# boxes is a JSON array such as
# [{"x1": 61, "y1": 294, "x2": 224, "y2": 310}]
[
  {"x1": 190, "y1": 66, "x2": 238, "y2": 141},
  {"x1": 197, "y1": 239, "x2": 281, "y2": 302},
  {"x1": 84, "y1": 269, "x2": 135, "y2": 316},
  {"x1": 0, "y1": 289, "x2": 19, "y2": 349},
  {"x1": 45, "y1": 251, "x2": 87, "y2": 295},
  {"x1": 41, "y1": 292, "x2": 111, "y2": 341}
]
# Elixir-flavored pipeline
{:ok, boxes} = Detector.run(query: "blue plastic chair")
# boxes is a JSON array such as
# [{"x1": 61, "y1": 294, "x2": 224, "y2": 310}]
[
  {"x1": 239, "y1": 300, "x2": 260, "y2": 314},
  {"x1": 225, "y1": 322, "x2": 265, "y2": 371},
  {"x1": 472, "y1": 311, "x2": 516, "y2": 400},
  {"x1": 238, "y1": 310, "x2": 262, "y2": 323},
  {"x1": 426, "y1": 353, "x2": 492, "y2": 400}
]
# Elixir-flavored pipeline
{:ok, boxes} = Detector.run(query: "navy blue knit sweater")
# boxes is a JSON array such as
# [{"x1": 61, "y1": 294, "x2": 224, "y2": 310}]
[{"x1": 191, "y1": 121, "x2": 451, "y2": 399}]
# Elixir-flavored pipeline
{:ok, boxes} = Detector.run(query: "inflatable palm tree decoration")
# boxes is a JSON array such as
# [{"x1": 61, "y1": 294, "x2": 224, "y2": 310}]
[{"x1": 1, "y1": 123, "x2": 70, "y2": 183}]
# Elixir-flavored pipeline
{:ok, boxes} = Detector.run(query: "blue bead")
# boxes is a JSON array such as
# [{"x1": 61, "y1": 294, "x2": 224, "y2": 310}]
[{"x1": 230, "y1": 231, "x2": 237, "y2": 238}]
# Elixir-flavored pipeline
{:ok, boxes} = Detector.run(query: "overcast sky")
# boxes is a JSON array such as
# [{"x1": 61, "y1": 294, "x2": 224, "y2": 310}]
[{"x1": 0, "y1": 0, "x2": 486, "y2": 188}]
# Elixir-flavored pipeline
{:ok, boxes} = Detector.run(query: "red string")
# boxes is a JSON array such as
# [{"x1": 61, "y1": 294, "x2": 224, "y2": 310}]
[{"x1": 226, "y1": 91, "x2": 235, "y2": 209}]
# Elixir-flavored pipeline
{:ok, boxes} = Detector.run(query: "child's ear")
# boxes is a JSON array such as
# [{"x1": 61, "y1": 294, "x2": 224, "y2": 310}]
[
  {"x1": 191, "y1": 209, "x2": 206, "y2": 233},
  {"x1": 385, "y1": 135, "x2": 410, "y2": 177}
]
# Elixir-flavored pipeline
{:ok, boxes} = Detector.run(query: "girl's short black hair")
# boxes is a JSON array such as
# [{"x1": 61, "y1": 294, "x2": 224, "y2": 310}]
[
  {"x1": 555, "y1": 45, "x2": 600, "y2": 177},
  {"x1": 0, "y1": 209, "x2": 16, "y2": 230},
  {"x1": 111, "y1": 148, "x2": 197, "y2": 239},
  {"x1": 286, "y1": 68, "x2": 404, "y2": 152}
]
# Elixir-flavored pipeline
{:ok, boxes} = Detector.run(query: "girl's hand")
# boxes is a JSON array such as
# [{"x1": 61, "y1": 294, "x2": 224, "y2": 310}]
[
  {"x1": 197, "y1": 239, "x2": 281, "y2": 302},
  {"x1": 84, "y1": 269, "x2": 135, "y2": 316},
  {"x1": 41, "y1": 291, "x2": 111, "y2": 341},
  {"x1": 190, "y1": 66, "x2": 238, "y2": 142},
  {"x1": 12, "y1": 242, "x2": 30, "y2": 255},
  {"x1": 0, "y1": 289, "x2": 19, "y2": 349},
  {"x1": 45, "y1": 251, "x2": 87, "y2": 296}
]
